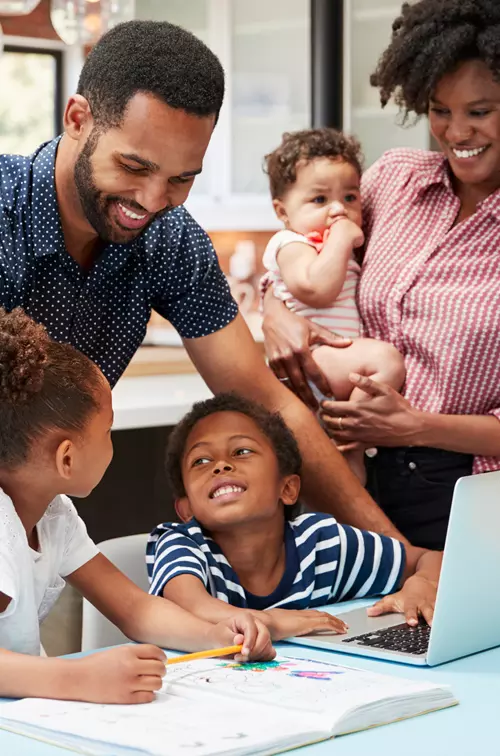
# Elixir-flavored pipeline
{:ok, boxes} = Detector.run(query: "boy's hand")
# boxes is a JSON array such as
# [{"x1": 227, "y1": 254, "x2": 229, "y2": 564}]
[
  {"x1": 208, "y1": 612, "x2": 275, "y2": 662},
  {"x1": 75, "y1": 645, "x2": 166, "y2": 704},
  {"x1": 264, "y1": 608, "x2": 348, "y2": 640},
  {"x1": 367, "y1": 573, "x2": 438, "y2": 627}
]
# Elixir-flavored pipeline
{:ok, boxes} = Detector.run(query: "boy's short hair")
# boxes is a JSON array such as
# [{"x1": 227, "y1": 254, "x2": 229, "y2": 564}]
[
  {"x1": 264, "y1": 127, "x2": 363, "y2": 200},
  {"x1": 166, "y1": 392, "x2": 302, "y2": 499}
]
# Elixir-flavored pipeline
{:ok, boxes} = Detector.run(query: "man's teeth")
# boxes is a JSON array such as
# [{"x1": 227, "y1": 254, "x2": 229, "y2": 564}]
[
  {"x1": 452, "y1": 146, "x2": 487, "y2": 159},
  {"x1": 118, "y1": 203, "x2": 147, "y2": 220},
  {"x1": 212, "y1": 485, "x2": 244, "y2": 499}
]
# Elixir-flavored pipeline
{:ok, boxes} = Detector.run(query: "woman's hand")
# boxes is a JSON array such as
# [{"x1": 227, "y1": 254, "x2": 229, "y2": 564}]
[
  {"x1": 209, "y1": 612, "x2": 275, "y2": 662},
  {"x1": 262, "y1": 289, "x2": 351, "y2": 409},
  {"x1": 320, "y1": 373, "x2": 423, "y2": 448},
  {"x1": 264, "y1": 608, "x2": 348, "y2": 641}
]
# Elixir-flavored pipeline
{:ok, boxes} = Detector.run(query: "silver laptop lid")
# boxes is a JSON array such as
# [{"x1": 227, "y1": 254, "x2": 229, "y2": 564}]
[{"x1": 427, "y1": 470, "x2": 500, "y2": 665}]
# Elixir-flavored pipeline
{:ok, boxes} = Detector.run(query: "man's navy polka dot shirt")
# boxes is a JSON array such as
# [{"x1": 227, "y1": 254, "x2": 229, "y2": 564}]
[{"x1": 0, "y1": 138, "x2": 238, "y2": 386}]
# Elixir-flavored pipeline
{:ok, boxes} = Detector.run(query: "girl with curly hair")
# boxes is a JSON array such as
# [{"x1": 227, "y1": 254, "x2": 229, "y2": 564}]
[
  {"x1": 263, "y1": 0, "x2": 500, "y2": 550},
  {"x1": 0, "y1": 308, "x2": 272, "y2": 702}
]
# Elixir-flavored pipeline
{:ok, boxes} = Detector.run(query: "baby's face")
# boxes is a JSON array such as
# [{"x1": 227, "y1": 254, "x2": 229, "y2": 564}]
[{"x1": 277, "y1": 157, "x2": 362, "y2": 236}]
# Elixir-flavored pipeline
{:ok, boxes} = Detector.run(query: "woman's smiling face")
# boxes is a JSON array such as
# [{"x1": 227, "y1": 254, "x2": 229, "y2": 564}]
[{"x1": 429, "y1": 59, "x2": 500, "y2": 194}]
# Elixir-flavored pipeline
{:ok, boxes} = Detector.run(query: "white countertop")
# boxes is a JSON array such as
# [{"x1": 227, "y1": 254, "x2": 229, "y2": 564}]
[{"x1": 112, "y1": 373, "x2": 212, "y2": 430}]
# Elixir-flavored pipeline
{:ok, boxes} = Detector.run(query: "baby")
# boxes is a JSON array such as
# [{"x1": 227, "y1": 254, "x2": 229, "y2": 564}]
[{"x1": 262, "y1": 128, "x2": 405, "y2": 481}]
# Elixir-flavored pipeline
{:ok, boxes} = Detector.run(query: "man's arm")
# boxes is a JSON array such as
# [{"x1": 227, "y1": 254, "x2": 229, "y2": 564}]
[{"x1": 183, "y1": 315, "x2": 408, "y2": 544}]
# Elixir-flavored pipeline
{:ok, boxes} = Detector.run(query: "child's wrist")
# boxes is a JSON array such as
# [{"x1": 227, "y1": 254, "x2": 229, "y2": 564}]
[{"x1": 44, "y1": 657, "x2": 83, "y2": 701}]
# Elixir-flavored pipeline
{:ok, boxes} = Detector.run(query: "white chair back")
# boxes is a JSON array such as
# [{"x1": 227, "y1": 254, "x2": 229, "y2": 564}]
[{"x1": 81, "y1": 533, "x2": 149, "y2": 651}]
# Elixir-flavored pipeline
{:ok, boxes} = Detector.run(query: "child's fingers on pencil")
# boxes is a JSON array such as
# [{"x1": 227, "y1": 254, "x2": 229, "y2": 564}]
[
  {"x1": 137, "y1": 659, "x2": 167, "y2": 677},
  {"x1": 129, "y1": 691, "x2": 156, "y2": 704},
  {"x1": 133, "y1": 644, "x2": 167, "y2": 662},
  {"x1": 135, "y1": 675, "x2": 164, "y2": 691}
]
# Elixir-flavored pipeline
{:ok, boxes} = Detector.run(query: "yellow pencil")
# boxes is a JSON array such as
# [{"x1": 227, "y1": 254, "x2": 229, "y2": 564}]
[{"x1": 165, "y1": 645, "x2": 243, "y2": 666}]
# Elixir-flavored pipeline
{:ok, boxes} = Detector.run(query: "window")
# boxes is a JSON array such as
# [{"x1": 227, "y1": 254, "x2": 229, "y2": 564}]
[{"x1": 0, "y1": 45, "x2": 63, "y2": 155}]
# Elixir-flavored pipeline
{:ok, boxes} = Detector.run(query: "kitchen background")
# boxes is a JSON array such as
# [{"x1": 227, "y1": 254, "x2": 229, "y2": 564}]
[
  {"x1": 0, "y1": 0, "x2": 428, "y2": 352},
  {"x1": 0, "y1": 0, "x2": 431, "y2": 652}
]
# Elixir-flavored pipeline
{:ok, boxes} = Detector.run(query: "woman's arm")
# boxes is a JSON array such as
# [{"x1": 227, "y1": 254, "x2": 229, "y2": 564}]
[
  {"x1": 414, "y1": 412, "x2": 500, "y2": 457},
  {"x1": 322, "y1": 373, "x2": 500, "y2": 457},
  {"x1": 68, "y1": 553, "x2": 274, "y2": 659},
  {"x1": 277, "y1": 220, "x2": 360, "y2": 308}
]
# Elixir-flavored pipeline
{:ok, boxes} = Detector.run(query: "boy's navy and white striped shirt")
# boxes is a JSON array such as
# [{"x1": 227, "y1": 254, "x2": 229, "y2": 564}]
[{"x1": 146, "y1": 513, "x2": 406, "y2": 609}]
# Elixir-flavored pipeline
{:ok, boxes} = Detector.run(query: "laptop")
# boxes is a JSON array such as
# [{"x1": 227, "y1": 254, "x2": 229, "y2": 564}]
[{"x1": 289, "y1": 470, "x2": 500, "y2": 666}]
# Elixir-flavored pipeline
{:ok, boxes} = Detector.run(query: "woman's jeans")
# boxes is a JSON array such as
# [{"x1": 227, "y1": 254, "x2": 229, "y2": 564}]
[{"x1": 366, "y1": 447, "x2": 473, "y2": 550}]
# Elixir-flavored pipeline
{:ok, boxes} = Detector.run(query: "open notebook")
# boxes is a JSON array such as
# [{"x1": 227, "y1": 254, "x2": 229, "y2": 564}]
[{"x1": 0, "y1": 654, "x2": 457, "y2": 756}]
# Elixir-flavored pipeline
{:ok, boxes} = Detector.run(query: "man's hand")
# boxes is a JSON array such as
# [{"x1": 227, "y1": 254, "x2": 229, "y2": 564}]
[
  {"x1": 262, "y1": 289, "x2": 351, "y2": 409},
  {"x1": 264, "y1": 608, "x2": 348, "y2": 640}
]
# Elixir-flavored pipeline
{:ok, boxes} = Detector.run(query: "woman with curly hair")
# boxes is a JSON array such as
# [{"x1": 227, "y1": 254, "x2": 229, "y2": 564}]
[{"x1": 262, "y1": 0, "x2": 500, "y2": 550}]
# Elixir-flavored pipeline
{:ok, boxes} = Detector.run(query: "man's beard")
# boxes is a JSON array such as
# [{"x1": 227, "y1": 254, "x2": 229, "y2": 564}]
[{"x1": 73, "y1": 131, "x2": 164, "y2": 244}]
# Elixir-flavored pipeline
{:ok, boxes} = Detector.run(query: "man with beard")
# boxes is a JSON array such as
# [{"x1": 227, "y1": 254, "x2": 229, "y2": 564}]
[{"x1": 0, "y1": 21, "x2": 418, "y2": 551}]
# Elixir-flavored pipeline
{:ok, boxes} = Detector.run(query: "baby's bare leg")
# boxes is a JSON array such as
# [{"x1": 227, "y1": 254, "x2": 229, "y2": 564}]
[
  {"x1": 312, "y1": 338, "x2": 405, "y2": 398},
  {"x1": 312, "y1": 339, "x2": 405, "y2": 485}
]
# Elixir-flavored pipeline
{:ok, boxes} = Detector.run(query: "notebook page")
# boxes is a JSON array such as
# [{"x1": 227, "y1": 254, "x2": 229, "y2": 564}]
[
  {"x1": 0, "y1": 688, "x2": 328, "y2": 756},
  {"x1": 165, "y1": 654, "x2": 450, "y2": 722}
]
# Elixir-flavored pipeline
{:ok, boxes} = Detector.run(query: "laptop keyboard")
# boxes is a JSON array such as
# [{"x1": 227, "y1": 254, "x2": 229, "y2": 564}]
[{"x1": 341, "y1": 618, "x2": 430, "y2": 656}]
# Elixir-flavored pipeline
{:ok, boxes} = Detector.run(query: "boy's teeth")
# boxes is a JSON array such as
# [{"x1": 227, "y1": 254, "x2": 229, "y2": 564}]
[
  {"x1": 213, "y1": 485, "x2": 244, "y2": 499},
  {"x1": 452, "y1": 146, "x2": 487, "y2": 159},
  {"x1": 118, "y1": 203, "x2": 147, "y2": 220}
]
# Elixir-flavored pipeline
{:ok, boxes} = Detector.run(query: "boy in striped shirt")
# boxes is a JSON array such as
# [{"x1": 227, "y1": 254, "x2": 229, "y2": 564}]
[{"x1": 147, "y1": 393, "x2": 440, "y2": 640}]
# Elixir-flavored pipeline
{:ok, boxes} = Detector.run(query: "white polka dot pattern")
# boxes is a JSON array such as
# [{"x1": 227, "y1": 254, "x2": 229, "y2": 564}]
[
  {"x1": 358, "y1": 148, "x2": 500, "y2": 475},
  {"x1": 0, "y1": 138, "x2": 238, "y2": 387}
]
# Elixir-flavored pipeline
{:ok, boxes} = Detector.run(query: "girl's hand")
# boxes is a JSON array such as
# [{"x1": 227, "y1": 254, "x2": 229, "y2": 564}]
[
  {"x1": 265, "y1": 608, "x2": 348, "y2": 640},
  {"x1": 75, "y1": 644, "x2": 166, "y2": 704},
  {"x1": 321, "y1": 373, "x2": 423, "y2": 447},
  {"x1": 209, "y1": 612, "x2": 275, "y2": 662},
  {"x1": 262, "y1": 292, "x2": 351, "y2": 409}
]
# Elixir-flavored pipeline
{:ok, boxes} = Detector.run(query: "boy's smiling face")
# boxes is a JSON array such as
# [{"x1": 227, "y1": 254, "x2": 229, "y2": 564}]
[{"x1": 178, "y1": 411, "x2": 300, "y2": 531}]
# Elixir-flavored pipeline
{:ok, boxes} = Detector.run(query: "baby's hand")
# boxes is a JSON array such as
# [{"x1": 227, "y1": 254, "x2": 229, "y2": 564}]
[
  {"x1": 264, "y1": 608, "x2": 348, "y2": 641},
  {"x1": 74, "y1": 644, "x2": 166, "y2": 704},
  {"x1": 326, "y1": 216, "x2": 365, "y2": 249},
  {"x1": 208, "y1": 612, "x2": 275, "y2": 662}
]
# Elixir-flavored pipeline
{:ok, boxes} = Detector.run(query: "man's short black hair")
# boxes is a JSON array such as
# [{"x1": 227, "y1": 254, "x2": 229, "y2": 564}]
[
  {"x1": 77, "y1": 20, "x2": 225, "y2": 128},
  {"x1": 166, "y1": 392, "x2": 302, "y2": 499}
]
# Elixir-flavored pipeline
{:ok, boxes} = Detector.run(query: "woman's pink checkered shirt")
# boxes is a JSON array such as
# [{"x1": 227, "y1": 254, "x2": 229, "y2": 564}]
[{"x1": 359, "y1": 148, "x2": 500, "y2": 474}]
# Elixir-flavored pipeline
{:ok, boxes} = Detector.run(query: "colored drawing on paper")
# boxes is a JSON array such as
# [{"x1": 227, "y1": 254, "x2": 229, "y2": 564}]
[
  {"x1": 218, "y1": 659, "x2": 293, "y2": 673},
  {"x1": 217, "y1": 659, "x2": 345, "y2": 681},
  {"x1": 289, "y1": 670, "x2": 344, "y2": 680}
]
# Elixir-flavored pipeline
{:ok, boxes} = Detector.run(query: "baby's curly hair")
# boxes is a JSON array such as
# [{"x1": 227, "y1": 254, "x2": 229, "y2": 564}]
[
  {"x1": 264, "y1": 128, "x2": 363, "y2": 200},
  {"x1": 0, "y1": 308, "x2": 104, "y2": 468},
  {"x1": 166, "y1": 392, "x2": 302, "y2": 500},
  {"x1": 371, "y1": 0, "x2": 500, "y2": 118}
]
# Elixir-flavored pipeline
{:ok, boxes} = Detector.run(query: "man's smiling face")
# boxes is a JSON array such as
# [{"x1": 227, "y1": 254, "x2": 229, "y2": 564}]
[{"x1": 74, "y1": 92, "x2": 215, "y2": 244}]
